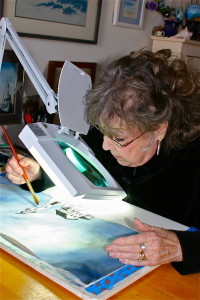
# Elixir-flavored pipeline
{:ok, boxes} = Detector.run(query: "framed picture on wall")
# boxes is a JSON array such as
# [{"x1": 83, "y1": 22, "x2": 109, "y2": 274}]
[
  {"x1": 113, "y1": 0, "x2": 145, "y2": 29},
  {"x1": 0, "y1": 50, "x2": 24, "y2": 125},
  {"x1": 3, "y1": 0, "x2": 102, "y2": 44}
]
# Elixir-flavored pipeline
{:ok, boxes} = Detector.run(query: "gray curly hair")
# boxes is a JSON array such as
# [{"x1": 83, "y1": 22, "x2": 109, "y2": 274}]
[{"x1": 84, "y1": 49, "x2": 200, "y2": 153}]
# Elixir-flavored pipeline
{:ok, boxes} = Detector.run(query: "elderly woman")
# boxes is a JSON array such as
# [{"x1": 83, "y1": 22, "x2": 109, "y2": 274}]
[{"x1": 5, "y1": 49, "x2": 200, "y2": 275}]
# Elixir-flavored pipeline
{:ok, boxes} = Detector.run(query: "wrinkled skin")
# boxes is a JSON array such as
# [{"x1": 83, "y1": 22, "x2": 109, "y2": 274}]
[{"x1": 106, "y1": 218, "x2": 183, "y2": 266}]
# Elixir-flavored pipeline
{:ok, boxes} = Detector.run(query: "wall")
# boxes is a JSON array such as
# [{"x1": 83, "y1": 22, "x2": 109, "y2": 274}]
[
  {"x1": 3, "y1": 0, "x2": 192, "y2": 97},
  {"x1": 1, "y1": 0, "x2": 189, "y2": 142},
  {"x1": 5, "y1": 0, "x2": 164, "y2": 97}
]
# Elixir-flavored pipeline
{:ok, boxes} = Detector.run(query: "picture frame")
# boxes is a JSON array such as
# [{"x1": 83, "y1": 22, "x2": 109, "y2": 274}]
[
  {"x1": 0, "y1": 0, "x2": 4, "y2": 18},
  {"x1": 3, "y1": 0, "x2": 102, "y2": 44},
  {"x1": 113, "y1": 0, "x2": 145, "y2": 29},
  {"x1": 47, "y1": 61, "x2": 97, "y2": 93},
  {"x1": 0, "y1": 50, "x2": 24, "y2": 125}
]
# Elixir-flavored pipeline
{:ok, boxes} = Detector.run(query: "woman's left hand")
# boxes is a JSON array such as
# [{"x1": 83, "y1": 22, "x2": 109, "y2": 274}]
[{"x1": 106, "y1": 218, "x2": 183, "y2": 266}]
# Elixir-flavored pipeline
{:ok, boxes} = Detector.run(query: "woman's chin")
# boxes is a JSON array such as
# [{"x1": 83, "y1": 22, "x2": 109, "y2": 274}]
[{"x1": 116, "y1": 158, "x2": 131, "y2": 167}]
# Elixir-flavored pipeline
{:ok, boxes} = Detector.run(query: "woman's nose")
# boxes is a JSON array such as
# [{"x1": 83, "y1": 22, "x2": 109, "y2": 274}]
[{"x1": 102, "y1": 136, "x2": 114, "y2": 151}]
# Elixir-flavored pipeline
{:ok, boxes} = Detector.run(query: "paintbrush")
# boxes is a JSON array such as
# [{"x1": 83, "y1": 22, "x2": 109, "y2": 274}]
[{"x1": 2, "y1": 125, "x2": 39, "y2": 205}]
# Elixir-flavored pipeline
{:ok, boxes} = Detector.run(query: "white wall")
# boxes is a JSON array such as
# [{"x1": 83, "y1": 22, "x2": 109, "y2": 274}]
[{"x1": 5, "y1": 0, "x2": 164, "y2": 96}]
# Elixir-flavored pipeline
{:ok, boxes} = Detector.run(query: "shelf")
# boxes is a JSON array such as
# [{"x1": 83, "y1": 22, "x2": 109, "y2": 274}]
[{"x1": 151, "y1": 35, "x2": 200, "y2": 46}]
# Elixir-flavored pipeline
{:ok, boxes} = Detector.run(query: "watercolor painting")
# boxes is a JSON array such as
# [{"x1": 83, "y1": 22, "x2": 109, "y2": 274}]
[
  {"x1": 0, "y1": 62, "x2": 17, "y2": 114},
  {"x1": 113, "y1": 0, "x2": 145, "y2": 29},
  {"x1": 120, "y1": 0, "x2": 139, "y2": 20},
  {"x1": 15, "y1": 0, "x2": 88, "y2": 26},
  {"x1": 0, "y1": 50, "x2": 24, "y2": 124},
  {"x1": 0, "y1": 173, "x2": 140, "y2": 287}
]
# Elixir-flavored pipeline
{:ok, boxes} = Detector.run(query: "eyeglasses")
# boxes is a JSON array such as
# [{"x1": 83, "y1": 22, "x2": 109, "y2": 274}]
[{"x1": 93, "y1": 125, "x2": 147, "y2": 148}]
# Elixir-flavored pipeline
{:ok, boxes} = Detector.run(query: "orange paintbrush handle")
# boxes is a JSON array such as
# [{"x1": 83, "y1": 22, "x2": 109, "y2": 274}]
[
  {"x1": 2, "y1": 125, "x2": 27, "y2": 179},
  {"x1": 2, "y1": 125, "x2": 20, "y2": 161},
  {"x1": 2, "y1": 125, "x2": 25, "y2": 173},
  {"x1": 2, "y1": 125, "x2": 39, "y2": 205}
]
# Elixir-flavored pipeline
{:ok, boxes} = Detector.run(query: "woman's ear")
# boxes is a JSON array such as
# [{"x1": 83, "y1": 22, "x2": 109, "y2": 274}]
[{"x1": 156, "y1": 122, "x2": 168, "y2": 140}]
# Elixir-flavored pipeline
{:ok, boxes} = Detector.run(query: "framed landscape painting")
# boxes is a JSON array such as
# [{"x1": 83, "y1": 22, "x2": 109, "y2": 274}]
[
  {"x1": 0, "y1": 50, "x2": 24, "y2": 124},
  {"x1": 3, "y1": 0, "x2": 102, "y2": 43},
  {"x1": 113, "y1": 0, "x2": 145, "y2": 29}
]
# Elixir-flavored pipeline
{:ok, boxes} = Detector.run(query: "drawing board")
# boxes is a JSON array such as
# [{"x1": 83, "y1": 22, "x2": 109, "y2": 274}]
[{"x1": 0, "y1": 173, "x2": 187, "y2": 299}]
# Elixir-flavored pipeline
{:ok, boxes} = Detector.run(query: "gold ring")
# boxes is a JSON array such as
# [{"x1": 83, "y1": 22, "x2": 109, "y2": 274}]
[{"x1": 137, "y1": 250, "x2": 147, "y2": 261}]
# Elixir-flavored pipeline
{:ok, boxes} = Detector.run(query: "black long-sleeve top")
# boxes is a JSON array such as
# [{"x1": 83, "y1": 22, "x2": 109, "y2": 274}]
[{"x1": 22, "y1": 129, "x2": 200, "y2": 275}]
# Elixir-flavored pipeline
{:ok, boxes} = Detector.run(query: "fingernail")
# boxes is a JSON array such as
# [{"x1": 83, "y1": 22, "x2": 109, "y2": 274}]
[{"x1": 106, "y1": 246, "x2": 113, "y2": 251}]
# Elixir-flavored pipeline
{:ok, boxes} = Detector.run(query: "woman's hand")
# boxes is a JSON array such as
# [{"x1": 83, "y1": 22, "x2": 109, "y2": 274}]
[
  {"x1": 106, "y1": 218, "x2": 183, "y2": 266},
  {"x1": 5, "y1": 155, "x2": 41, "y2": 185}
]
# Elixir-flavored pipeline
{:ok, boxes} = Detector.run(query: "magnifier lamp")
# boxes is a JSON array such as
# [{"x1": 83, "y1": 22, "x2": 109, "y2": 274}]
[{"x1": 0, "y1": 18, "x2": 126, "y2": 200}]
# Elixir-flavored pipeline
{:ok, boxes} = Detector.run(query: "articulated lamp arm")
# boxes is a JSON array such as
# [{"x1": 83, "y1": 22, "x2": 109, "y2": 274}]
[{"x1": 0, "y1": 17, "x2": 58, "y2": 114}]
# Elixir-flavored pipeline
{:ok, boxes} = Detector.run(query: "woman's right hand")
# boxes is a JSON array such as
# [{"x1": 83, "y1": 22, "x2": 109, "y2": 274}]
[{"x1": 5, "y1": 155, "x2": 41, "y2": 185}]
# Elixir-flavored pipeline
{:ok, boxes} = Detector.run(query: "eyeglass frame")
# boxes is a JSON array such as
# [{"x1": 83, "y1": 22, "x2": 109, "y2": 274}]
[{"x1": 92, "y1": 125, "x2": 147, "y2": 148}]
